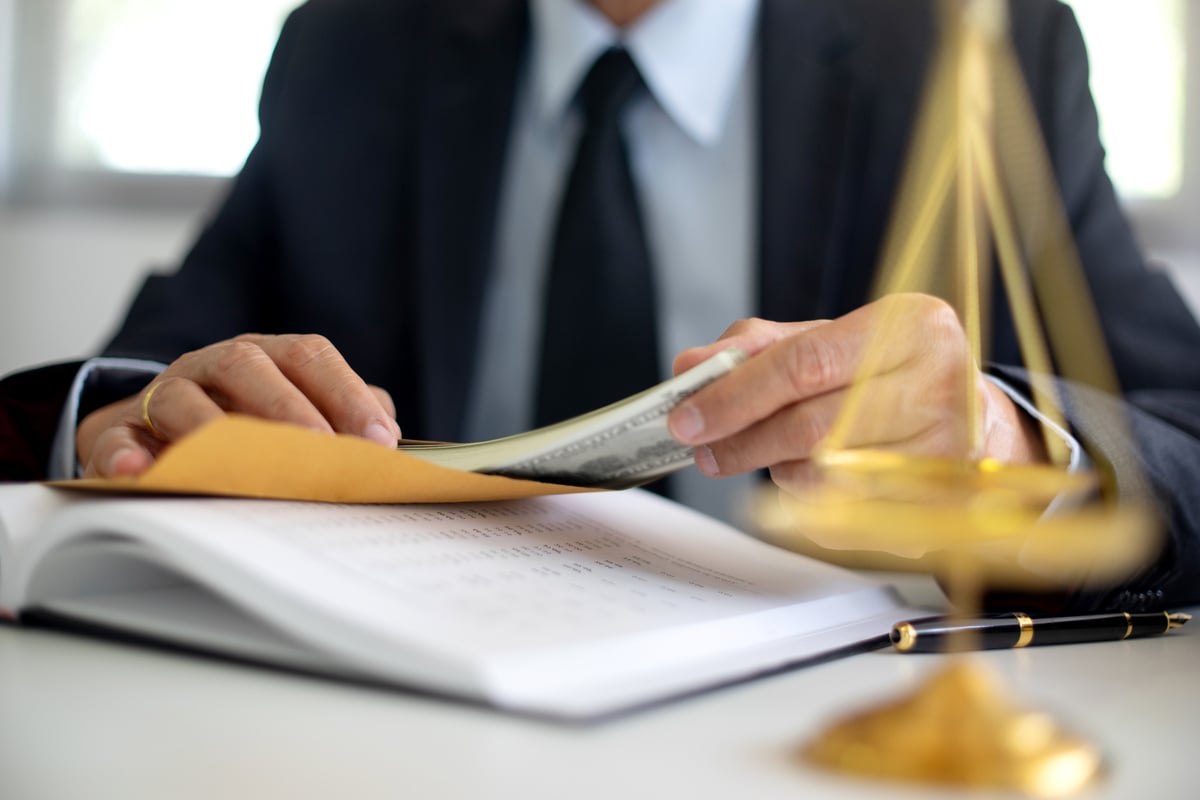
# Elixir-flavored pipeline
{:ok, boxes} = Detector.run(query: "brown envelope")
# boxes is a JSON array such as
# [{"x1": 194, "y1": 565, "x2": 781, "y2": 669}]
[{"x1": 54, "y1": 415, "x2": 595, "y2": 503}]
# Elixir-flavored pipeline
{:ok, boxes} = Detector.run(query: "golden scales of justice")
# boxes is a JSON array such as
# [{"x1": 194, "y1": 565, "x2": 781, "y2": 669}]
[{"x1": 754, "y1": 0, "x2": 1158, "y2": 795}]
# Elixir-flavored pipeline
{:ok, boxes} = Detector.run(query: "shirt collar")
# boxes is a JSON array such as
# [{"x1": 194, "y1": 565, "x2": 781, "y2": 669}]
[{"x1": 530, "y1": 0, "x2": 760, "y2": 146}]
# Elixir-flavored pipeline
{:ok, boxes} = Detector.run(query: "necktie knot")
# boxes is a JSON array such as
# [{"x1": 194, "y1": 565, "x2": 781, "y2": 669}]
[{"x1": 576, "y1": 48, "x2": 644, "y2": 126}]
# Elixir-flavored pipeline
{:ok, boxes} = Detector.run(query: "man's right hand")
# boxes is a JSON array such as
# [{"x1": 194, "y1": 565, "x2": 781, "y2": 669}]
[{"x1": 77, "y1": 333, "x2": 401, "y2": 478}]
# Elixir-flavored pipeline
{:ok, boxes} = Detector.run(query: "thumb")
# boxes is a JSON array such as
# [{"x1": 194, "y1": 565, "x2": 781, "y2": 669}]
[{"x1": 84, "y1": 424, "x2": 157, "y2": 478}]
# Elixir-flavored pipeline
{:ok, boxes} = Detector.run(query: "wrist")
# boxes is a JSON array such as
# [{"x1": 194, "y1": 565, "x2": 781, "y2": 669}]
[{"x1": 981, "y1": 378, "x2": 1048, "y2": 464}]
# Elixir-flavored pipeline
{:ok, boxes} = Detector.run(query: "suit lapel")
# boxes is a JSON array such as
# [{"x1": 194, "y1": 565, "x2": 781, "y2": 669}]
[
  {"x1": 416, "y1": 1, "x2": 528, "y2": 440},
  {"x1": 756, "y1": 0, "x2": 861, "y2": 323}
]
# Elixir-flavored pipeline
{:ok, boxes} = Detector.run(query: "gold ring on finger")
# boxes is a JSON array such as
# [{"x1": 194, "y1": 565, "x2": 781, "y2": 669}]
[{"x1": 141, "y1": 382, "x2": 167, "y2": 441}]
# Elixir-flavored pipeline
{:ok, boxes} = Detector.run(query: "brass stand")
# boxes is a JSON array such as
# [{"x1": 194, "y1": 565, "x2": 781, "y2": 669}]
[
  {"x1": 754, "y1": 1, "x2": 1156, "y2": 794},
  {"x1": 803, "y1": 662, "x2": 1102, "y2": 797}
]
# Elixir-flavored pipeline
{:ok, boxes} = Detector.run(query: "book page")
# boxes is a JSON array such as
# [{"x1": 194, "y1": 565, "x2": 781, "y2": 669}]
[
  {"x1": 214, "y1": 493, "x2": 851, "y2": 651},
  {"x1": 230, "y1": 493, "x2": 904, "y2": 715},
  {"x1": 21, "y1": 490, "x2": 904, "y2": 715},
  {"x1": 0, "y1": 484, "x2": 75, "y2": 615}
]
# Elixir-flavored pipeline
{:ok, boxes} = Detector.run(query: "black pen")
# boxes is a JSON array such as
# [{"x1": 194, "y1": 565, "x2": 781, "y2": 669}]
[{"x1": 890, "y1": 611, "x2": 1192, "y2": 653}]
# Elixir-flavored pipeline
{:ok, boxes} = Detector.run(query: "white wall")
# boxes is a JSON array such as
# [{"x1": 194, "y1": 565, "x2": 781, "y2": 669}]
[
  {"x1": 0, "y1": 205, "x2": 201, "y2": 376},
  {"x1": 0, "y1": 0, "x2": 13, "y2": 192}
]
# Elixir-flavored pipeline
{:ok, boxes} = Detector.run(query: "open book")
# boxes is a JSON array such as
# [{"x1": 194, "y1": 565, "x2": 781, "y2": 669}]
[{"x1": 0, "y1": 483, "x2": 914, "y2": 719}]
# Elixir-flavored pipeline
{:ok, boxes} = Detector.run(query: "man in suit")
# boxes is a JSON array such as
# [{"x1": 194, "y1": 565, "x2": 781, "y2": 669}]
[{"x1": 3, "y1": 0, "x2": 1199, "y2": 610}]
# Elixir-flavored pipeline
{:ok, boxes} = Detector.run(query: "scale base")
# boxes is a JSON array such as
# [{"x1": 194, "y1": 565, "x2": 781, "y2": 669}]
[{"x1": 803, "y1": 660, "x2": 1102, "y2": 797}]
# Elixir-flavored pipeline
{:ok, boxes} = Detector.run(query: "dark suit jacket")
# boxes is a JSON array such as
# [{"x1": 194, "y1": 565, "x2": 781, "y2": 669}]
[{"x1": 3, "y1": 0, "x2": 1199, "y2": 609}]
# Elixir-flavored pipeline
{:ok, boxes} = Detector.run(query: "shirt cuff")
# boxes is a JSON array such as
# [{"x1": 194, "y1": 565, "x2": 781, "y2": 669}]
[
  {"x1": 983, "y1": 373, "x2": 1091, "y2": 515},
  {"x1": 49, "y1": 357, "x2": 168, "y2": 479}
]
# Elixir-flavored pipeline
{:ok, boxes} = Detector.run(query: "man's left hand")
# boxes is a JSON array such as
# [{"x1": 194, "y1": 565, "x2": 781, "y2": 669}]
[{"x1": 667, "y1": 294, "x2": 1047, "y2": 494}]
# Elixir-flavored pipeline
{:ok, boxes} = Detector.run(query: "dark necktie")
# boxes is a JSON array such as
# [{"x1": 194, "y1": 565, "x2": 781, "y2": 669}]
[{"x1": 534, "y1": 47, "x2": 660, "y2": 428}]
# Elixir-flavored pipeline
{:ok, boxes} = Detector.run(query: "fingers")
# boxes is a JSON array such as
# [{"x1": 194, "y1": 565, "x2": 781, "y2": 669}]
[
  {"x1": 77, "y1": 396, "x2": 154, "y2": 479},
  {"x1": 670, "y1": 314, "x2": 875, "y2": 447},
  {"x1": 137, "y1": 376, "x2": 227, "y2": 442},
  {"x1": 692, "y1": 369, "x2": 960, "y2": 478},
  {"x1": 767, "y1": 460, "x2": 824, "y2": 496},
  {"x1": 670, "y1": 295, "x2": 982, "y2": 481},
  {"x1": 190, "y1": 334, "x2": 399, "y2": 445},
  {"x1": 78, "y1": 333, "x2": 402, "y2": 479},
  {"x1": 690, "y1": 390, "x2": 845, "y2": 477},
  {"x1": 83, "y1": 422, "x2": 156, "y2": 478},
  {"x1": 672, "y1": 318, "x2": 828, "y2": 376},
  {"x1": 82, "y1": 374, "x2": 264, "y2": 479},
  {"x1": 672, "y1": 296, "x2": 963, "y2": 447},
  {"x1": 745, "y1": 380, "x2": 1048, "y2": 494},
  {"x1": 174, "y1": 338, "x2": 334, "y2": 435},
  {"x1": 369, "y1": 385, "x2": 398, "y2": 424},
  {"x1": 250, "y1": 335, "x2": 400, "y2": 444}
]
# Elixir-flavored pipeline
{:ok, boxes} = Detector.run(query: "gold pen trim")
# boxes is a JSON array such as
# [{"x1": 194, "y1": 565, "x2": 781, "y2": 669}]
[
  {"x1": 1014, "y1": 612, "x2": 1034, "y2": 648},
  {"x1": 1167, "y1": 612, "x2": 1192, "y2": 630},
  {"x1": 893, "y1": 622, "x2": 918, "y2": 652},
  {"x1": 1123, "y1": 611, "x2": 1133, "y2": 640}
]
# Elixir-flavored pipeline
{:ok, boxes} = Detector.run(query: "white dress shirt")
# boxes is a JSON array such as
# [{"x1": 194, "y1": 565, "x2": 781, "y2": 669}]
[{"x1": 464, "y1": 0, "x2": 761, "y2": 520}]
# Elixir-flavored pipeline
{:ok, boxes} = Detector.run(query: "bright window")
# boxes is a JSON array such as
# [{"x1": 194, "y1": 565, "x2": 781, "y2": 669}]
[
  {"x1": 1065, "y1": 0, "x2": 1186, "y2": 199},
  {"x1": 47, "y1": 0, "x2": 1191, "y2": 198},
  {"x1": 57, "y1": 0, "x2": 300, "y2": 176}
]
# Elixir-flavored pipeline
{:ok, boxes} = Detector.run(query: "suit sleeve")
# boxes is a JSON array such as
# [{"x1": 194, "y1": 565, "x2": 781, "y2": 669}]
[
  {"x1": 0, "y1": 363, "x2": 86, "y2": 481},
  {"x1": 995, "y1": 3, "x2": 1200, "y2": 610}
]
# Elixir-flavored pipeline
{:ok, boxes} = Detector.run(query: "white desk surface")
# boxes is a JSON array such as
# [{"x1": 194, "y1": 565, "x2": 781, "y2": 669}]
[{"x1": 1, "y1": 597, "x2": 1195, "y2": 800}]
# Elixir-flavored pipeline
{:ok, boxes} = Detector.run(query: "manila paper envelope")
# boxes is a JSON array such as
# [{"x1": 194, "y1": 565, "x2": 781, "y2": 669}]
[{"x1": 54, "y1": 415, "x2": 595, "y2": 504}]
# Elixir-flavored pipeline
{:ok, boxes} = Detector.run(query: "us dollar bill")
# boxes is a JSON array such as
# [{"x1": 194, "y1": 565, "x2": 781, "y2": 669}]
[{"x1": 401, "y1": 348, "x2": 747, "y2": 489}]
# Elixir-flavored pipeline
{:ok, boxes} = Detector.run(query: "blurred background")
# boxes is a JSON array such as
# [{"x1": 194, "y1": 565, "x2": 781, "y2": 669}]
[{"x1": 1, "y1": 0, "x2": 1198, "y2": 377}]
